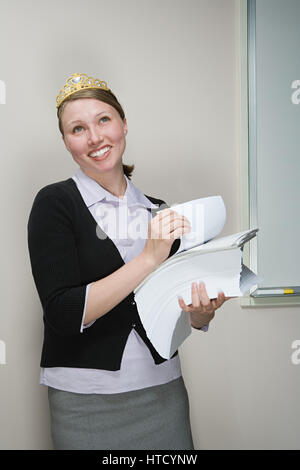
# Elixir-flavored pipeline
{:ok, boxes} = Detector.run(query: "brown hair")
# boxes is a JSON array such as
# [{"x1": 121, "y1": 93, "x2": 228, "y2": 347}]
[{"x1": 57, "y1": 88, "x2": 134, "y2": 179}]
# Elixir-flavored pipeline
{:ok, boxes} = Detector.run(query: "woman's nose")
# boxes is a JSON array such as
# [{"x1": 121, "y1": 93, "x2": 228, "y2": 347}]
[{"x1": 87, "y1": 126, "x2": 103, "y2": 146}]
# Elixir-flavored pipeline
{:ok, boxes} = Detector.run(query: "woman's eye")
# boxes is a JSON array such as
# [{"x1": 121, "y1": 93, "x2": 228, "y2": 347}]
[
  {"x1": 71, "y1": 117, "x2": 109, "y2": 133},
  {"x1": 99, "y1": 116, "x2": 109, "y2": 124},
  {"x1": 73, "y1": 125, "x2": 83, "y2": 133}
]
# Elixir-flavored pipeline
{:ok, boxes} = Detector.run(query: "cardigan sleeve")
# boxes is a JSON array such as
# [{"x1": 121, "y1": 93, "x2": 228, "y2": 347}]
[
  {"x1": 27, "y1": 187, "x2": 87, "y2": 336},
  {"x1": 80, "y1": 283, "x2": 96, "y2": 332}
]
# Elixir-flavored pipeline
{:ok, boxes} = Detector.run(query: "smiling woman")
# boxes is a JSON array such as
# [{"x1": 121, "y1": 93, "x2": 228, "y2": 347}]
[{"x1": 27, "y1": 72, "x2": 220, "y2": 451}]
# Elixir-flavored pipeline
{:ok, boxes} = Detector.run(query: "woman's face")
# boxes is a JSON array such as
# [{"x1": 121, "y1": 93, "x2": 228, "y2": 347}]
[{"x1": 61, "y1": 98, "x2": 128, "y2": 177}]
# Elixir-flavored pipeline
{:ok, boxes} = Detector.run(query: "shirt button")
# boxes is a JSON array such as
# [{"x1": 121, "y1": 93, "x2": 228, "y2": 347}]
[
  {"x1": 132, "y1": 323, "x2": 136, "y2": 328},
  {"x1": 131, "y1": 300, "x2": 136, "y2": 306}
]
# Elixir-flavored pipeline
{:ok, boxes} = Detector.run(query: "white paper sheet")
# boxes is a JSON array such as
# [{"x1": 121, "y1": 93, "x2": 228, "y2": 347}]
[{"x1": 157, "y1": 195, "x2": 226, "y2": 253}]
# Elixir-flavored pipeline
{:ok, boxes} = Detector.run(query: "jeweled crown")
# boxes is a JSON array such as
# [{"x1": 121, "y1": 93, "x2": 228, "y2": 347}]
[{"x1": 56, "y1": 73, "x2": 110, "y2": 108}]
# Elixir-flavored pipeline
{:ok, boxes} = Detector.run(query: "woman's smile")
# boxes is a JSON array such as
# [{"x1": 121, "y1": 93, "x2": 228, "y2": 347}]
[{"x1": 89, "y1": 145, "x2": 112, "y2": 160}]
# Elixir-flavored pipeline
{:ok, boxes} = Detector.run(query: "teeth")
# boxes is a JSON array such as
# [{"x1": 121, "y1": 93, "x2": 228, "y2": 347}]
[{"x1": 90, "y1": 146, "x2": 111, "y2": 158}]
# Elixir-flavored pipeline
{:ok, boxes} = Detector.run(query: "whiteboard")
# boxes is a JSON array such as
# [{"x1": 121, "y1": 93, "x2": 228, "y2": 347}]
[{"x1": 248, "y1": 0, "x2": 300, "y2": 297}]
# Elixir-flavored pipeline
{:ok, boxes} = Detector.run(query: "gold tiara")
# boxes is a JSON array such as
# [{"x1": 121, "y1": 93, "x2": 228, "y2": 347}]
[{"x1": 56, "y1": 73, "x2": 110, "y2": 108}]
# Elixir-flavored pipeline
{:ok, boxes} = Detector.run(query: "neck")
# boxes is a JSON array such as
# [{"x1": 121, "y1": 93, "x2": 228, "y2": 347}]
[{"x1": 82, "y1": 166, "x2": 127, "y2": 199}]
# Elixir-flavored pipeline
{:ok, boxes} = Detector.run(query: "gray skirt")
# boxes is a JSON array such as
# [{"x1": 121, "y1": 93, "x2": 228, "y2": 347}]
[{"x1": 48, "y1": 376, "x2": 194, "y2": 450}]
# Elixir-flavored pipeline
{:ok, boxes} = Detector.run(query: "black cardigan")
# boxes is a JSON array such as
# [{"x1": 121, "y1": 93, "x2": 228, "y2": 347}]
[{"x1": 27, "y1": 178, "x2": 180, "y2": 371}]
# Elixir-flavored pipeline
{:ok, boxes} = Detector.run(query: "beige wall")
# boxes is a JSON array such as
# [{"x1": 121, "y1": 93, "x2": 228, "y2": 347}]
[{"x1": 0, "y1": 0, "x2": 299, "y2": 450}]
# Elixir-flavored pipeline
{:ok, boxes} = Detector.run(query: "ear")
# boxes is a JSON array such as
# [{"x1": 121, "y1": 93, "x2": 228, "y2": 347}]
[{"x1": 123, "y1": 118, "x2": 128, "y2": 135}]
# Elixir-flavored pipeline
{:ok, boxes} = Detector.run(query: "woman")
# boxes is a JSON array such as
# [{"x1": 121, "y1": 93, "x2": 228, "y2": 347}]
[{"x1": 27, "y1": 73, "x2": 229, "y2": 450}]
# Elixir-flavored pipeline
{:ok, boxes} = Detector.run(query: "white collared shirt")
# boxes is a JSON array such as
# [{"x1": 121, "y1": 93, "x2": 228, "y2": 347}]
[{"x1": 40, "y1": 168, "x2": 182, "y2": 394}]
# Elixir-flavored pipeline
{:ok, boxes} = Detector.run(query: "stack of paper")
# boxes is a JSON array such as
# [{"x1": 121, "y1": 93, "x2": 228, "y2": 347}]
[{"x1": 134, "y1": 195, "x2": 261, "y2": 359}]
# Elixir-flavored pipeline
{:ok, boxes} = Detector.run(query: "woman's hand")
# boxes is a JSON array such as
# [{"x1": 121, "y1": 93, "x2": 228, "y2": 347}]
[
  {"x1": 142, "y1": 209, "x2": 191, "y2": 268},
  {"x1": 178, "y1": 282, "x2": 232, "y2": 329}
]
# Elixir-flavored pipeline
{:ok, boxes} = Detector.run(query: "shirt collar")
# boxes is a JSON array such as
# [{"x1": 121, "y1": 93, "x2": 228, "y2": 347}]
[{"x1": 72, "y1": 167, "x2": 158, "y2": 210}]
